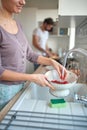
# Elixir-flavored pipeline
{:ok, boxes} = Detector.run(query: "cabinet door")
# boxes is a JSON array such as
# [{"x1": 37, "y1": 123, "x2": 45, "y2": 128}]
[{"x1": 58, "y1": 0, "x2": 87, "y2": 16}]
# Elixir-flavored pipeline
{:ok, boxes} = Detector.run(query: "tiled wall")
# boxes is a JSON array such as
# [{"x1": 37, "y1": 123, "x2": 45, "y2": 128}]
[
  {"x1": 75, "y1": 18, "x2": 87, "y2": 49},
  {"x1": 75, "y1": 18, "x2": 87, "y2": 83}
]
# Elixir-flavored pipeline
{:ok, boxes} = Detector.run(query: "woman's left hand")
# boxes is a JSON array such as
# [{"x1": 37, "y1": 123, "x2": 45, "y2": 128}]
[
  {"x1": 37, "y1": 56, "x2": 68, "y2": 80},
  {"x1": 51, "y1": 59, "x2": 68, "y2": 80},
  {"x1": 70, "y1": 69, "x2": 80, "y2": 77}
]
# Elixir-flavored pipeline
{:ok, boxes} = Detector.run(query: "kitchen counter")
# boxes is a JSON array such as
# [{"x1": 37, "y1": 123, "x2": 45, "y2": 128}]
[
  {"x1": 0, "y1": 65, "x2": 87, "y2": 130},
  {"x1": 0, "y1": 98, "x2": 87, "y2": 130}
]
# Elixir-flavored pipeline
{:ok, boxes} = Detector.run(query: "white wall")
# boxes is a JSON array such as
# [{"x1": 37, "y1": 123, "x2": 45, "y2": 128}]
[
  {"x1": 37, "y1": 9, "x2": 58, "y2": 22},
  {"x1": 15, "y1": 7, "x2": 37, "y2": 46},
  {"x1": 47, "y1": 36, "x2": 69, "y2": 54},
  {"x1": 15, "y1": 8, "x2": 37, "y2": 74}
]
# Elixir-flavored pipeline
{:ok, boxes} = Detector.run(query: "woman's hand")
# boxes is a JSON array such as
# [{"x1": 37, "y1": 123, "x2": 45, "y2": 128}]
[
  {"x1": 37, "y1": 56, "x2": 68, "y2": 80},
  {"x1": 51, "y1": 59, "x2": 68, "y2": 80},
  {"x1": 70, "y1": 69, "x2": 80, "y2": 77},
  {"x1": 30, "y1": 74, "x2": 55, "y2": 90}
]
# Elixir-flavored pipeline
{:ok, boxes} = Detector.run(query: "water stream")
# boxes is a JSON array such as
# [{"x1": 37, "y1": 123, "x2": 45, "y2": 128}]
[{"x1": 62, "y1": 48, "x2": 87, "y2": 77}]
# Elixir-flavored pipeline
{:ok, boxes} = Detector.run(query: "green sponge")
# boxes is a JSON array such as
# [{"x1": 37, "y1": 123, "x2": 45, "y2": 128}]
[{"x1": 50, "y1": 99, "x2": 66, "y2": 108}]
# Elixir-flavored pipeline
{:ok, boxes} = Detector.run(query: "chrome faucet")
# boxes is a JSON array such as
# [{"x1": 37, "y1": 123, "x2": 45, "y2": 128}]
[
  {"x1": 63, "y1": 48, "x2": 87, "y2": 68},
  {"x1": 74, "y1": 93, "x2": 87, "y2": 107},
  {"x1": 63, "y1": 48, "x2": 87, "y2": 107}
]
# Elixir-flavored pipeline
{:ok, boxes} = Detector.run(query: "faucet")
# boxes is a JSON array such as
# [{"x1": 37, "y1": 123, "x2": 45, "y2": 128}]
[
  {"x1": 74, "y1": 93, "x2": 87, "y2": 107},
  {"x1": 63, "y1": 48, "x2": 87, "y2": 107},
  {"x1": 63, "y1": 48, "x2": 87, "y2": 68}
]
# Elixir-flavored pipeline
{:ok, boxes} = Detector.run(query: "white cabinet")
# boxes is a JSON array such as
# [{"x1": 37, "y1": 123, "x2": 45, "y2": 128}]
[
  {"x1": 58, "y1": 0, "x2": 87, "y2": 27},
  {"x1": 58, "y1": 0, "x2": 87, "y2": 50},
  {"x1": 58, "y1": 0, "x2": 87, "y2": 16},
  {"x1": 58, "y1": 0, "x2": 87, "y2": 29}
]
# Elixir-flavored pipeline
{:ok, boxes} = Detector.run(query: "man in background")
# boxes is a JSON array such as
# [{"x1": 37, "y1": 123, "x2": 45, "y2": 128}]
[{"x1": 32, "y1": 17, "x2": 58, "y2": 70}]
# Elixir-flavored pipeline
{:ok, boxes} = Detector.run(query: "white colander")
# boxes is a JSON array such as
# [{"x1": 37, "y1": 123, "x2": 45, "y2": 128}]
[{"x1": 45, "y1": 69, "x2": 78, "y2": 97}]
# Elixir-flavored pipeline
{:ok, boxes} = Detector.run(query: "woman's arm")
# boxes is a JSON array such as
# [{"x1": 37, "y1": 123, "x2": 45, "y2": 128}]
[
  {"x1": 0, "y1": 70, "x2": 30, "y2": 81},
  {"x1": 0, "y1": 69, "x2": 55, "y2": 90},
  {"x1": 0, "y1": 56, "x2": 67, "y2": 81},
  {"x1": 0, "y1": 55, "x2": 67, "y2": 90}
]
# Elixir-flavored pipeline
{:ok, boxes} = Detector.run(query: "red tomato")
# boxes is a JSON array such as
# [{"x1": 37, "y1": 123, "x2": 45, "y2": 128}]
[{"x1": 51, "y1": 80, "x2": 68, "y2": 84}]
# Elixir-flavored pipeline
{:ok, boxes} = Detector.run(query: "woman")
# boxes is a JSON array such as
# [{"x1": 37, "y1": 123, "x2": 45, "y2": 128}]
[{"x1": 0, "y1": 0, "x2": 67, "y2": 109}]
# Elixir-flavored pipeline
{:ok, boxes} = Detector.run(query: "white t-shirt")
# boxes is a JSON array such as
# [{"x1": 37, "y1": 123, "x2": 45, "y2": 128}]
[{"x1": 33, "y1": 28, "x2": 49, "y2": 55}]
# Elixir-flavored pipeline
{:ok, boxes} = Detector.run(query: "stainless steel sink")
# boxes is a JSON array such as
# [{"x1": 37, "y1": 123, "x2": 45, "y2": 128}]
[
  {"x1": 2, "y1": 82, "x2": 86, "y2": 130},
  {"x1": 28, "y1": 83, "x2": 87, "y2": 103}
]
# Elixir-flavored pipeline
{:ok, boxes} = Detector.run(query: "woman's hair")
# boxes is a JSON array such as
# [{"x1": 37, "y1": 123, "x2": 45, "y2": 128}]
[{"x1": 43, "y1": 18, "x2": 54, "y2": 25}]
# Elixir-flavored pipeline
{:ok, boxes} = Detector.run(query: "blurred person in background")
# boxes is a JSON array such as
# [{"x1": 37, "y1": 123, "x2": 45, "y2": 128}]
[{"x1": 32, "y1": 18, "x2": 60, "y2": 70}]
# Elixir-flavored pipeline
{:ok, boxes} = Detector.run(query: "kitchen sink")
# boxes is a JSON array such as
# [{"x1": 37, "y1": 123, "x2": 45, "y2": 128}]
[
  {"x1": 28, "y1": 82, "x2": 87, "y2": 102},
  {"x1": 1, "y1": 82, "x2": 86, "y2": 130}
]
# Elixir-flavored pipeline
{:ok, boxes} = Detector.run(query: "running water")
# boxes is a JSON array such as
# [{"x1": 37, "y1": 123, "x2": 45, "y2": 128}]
[{"x1": 62, "y1": 48, "x2": 87, "y2": 78}]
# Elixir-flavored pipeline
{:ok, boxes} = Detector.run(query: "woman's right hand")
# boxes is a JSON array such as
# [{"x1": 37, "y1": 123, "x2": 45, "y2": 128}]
[
  {"x1": 29, "y1": 74, "x2": 55, "y2": 90},
  {"x1": 70, "y1": 69, "x2": 80, "y2": 77}
]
